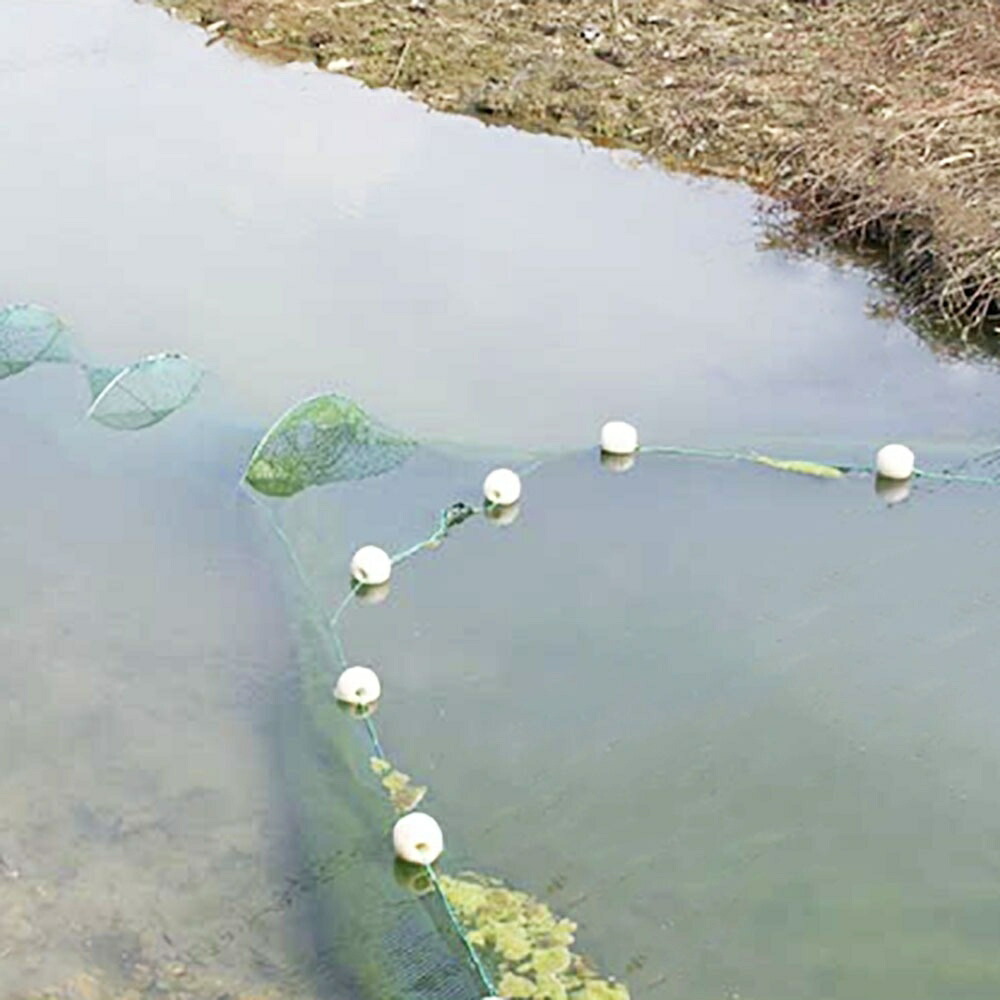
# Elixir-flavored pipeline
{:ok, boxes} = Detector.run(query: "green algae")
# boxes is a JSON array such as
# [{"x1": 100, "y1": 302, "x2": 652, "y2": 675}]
[
  {"x1": 440, "y1": 873, "x2": 629, "y2": 1000},
  {"x1": 370, "y1": 756, "x2": 428, "y2": 814},
  {"x1": 752, "y1": 454, "x2": 845, "y2": 479}
]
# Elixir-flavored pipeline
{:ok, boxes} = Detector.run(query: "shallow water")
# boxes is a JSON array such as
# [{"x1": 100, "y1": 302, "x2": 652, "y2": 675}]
[
  {"x1": 0, "y1": 372, "x2": 295, "y2": 997},
  {"x1": 3, "y1": 1, "x2": 1000, "y2": 998}
]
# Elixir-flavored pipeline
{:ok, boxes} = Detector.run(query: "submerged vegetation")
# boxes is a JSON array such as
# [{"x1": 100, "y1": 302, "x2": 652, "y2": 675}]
[
  {"x1": 370, "y1": 755, "x2": 429, "y2": 814},
  {"x1": 440, "y1": 873, "x2": 629, "y2": 1000},
  {"x1": 154, "y1": 0, "x2": 1000, "y2": 339}
]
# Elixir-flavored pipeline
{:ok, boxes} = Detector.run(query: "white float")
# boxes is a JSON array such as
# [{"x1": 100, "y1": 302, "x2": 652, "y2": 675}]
[
  {"x1": 392, "y1": 812, "x2": 444, "y2": 865},
  {"x1": 333, "y1": 665, "x2": 381, "y2": 707},
  {"x1": 875, "y1": 443, "x2": 915, "y2": 481},
  {"x1": 483, "y1": 468, "x2": 521, "y2": 506},
  {"x1": 350, "y1": 545, "x2": 392, "y2": 586},
  {"x1": 600, "y1": 420, "x2": 639, "y2": 456}
]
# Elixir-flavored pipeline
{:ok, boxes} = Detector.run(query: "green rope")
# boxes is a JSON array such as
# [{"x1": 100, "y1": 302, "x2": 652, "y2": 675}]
[
  {"x1": 914, "y1": 468, "x2": 1000, "y2": 486},
  {"x1": 425, "y1": 864, "x2": 498, "y2": 997},
  {"x1": 640, "y1": 444, "x2": 751, "y2": 462},
  {"x1": 329, "y1": 584, "x2": 360, "y2": 644},
  {"x1": 392, "y1": 502, "x2": 480, "y2": 565},
  {"x1": 363, "y1": 715, "x2": 386, "y2": 762}
]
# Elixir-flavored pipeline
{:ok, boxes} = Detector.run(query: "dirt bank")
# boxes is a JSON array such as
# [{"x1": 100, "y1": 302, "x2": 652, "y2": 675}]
[{"x1": 155, "y1": 0, "x2": 1000, "y2": 339}]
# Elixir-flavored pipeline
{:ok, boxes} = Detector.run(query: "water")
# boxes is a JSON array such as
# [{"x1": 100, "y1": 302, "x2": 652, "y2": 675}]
[
  {"x1": 3, "y1": 1, "x2": 1000, "y2": 998},
  {"x1": 0, "y1": 371, "x2": 294, "y2": 997}
]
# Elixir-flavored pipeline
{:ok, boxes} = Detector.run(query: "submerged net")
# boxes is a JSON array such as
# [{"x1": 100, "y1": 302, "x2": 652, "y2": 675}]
[
  {"x1": 245, "y1": 392, "x2": 1000, "y2": 1000},
  {"x1": 278, "y1": 606, "x2": 486, "y2": 1000}
]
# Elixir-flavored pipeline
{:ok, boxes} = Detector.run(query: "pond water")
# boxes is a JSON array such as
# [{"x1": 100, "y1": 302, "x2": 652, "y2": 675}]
[{"x1": 2, "y1": 1, "x2": 1000, "y2": 998}]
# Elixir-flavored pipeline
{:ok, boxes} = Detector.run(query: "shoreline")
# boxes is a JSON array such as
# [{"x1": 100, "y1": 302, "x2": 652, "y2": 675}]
[{"x1": 155, "y1": 0, "x2": 999, "y2": 342}]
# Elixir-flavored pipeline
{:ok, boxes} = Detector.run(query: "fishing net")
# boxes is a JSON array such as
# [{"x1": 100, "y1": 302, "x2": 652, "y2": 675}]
[
  {"x1": 245, "y1": 393, "x2": 1000, "y2": 1000},
  {"x1": 85, "y1": 353, "x2": 204, "y2": 431},
  {"x1": 0, "y1": 303, "x2": 75, "y2": 378},
  {"x1": 277, "y1": 607, "x2": 485, "y2": 1000},
  {"x1": 0, "y1": 302, "x2": 203, "y2": 430},
  {"x1": 245, "y1": 395, "x2": 419, "y2": 498}
]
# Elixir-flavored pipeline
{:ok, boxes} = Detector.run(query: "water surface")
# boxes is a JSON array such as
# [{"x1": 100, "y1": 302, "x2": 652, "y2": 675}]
[
  {"x1": 5, "y1": 0, "x2": 1000, "y2": 449},
  {"x1": 3, "y1": 2, "x2": 1000, "y2": 998}
]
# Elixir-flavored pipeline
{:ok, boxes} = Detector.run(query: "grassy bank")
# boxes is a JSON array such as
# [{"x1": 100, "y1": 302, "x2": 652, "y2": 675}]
[{"x1": 156, "y1": 0, "x2": 1000, "y2": 338}]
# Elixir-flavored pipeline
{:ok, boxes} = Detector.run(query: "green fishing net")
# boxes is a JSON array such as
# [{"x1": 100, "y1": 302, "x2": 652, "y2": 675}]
[
  {"x1": 0, "y1": 301, "x2": 203, "y2": 430},
  {"x1": 0, "y1": 304, "x2": 75, "y2": 379},
  {"x1": 85, "y1": 353, "x2": 203, "y2": 431},
  {"x1": 245, "y1": 395, "x2": 419, "y2": 498},
  {"x1": 244, "y1": 393, "x2": 1000, "y2": 1000}
]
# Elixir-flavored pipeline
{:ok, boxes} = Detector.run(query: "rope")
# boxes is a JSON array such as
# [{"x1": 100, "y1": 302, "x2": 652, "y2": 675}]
[
  {"x1": 913, "y1": 468, "x2": 1000, "y2": 486},
  {"x1": 425, "y1": 864, "x2": 498, "y2": 996},
  {"x1": 641, "y1": 444, "x2": 757, "y2": 462},
  {"x1": 362, "y1": 715, "x2": 386, "y2": 764},
  {"x1": 640, "y1": 444, "x2": 1000, "y2": 485},
  {"x1": 329, "y1": 584, "x2": 360, "y2": 667},
  {"x1": 391, "y1": 502, "x2": 480, "y2": 565}
]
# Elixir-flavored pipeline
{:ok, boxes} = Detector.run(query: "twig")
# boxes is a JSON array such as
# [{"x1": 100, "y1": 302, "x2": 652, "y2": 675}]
[
  {"x1": 389, "y1": 38, "x2": 411, "y2": 86},
  {"x1": 915, "y1": 97, "x2": 1000, "y2": 125}
]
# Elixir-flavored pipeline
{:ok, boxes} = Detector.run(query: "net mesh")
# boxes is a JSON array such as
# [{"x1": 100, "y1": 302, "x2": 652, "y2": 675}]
[
  {"x1": 278, "y1": 612, "x2": 484, "y2": 1000},
  {"x1": 85, "y1": 353, "x2": 203, "y2": 431},
  {"x1": 1, "y1": 301, "x2": 203, "y2": 431},
  {"x1": 0, "y1": 303, "x2": 75, "y2": 379},
  {"x1": 245, "y1": 394, "x2": 419, "y2": 498}
]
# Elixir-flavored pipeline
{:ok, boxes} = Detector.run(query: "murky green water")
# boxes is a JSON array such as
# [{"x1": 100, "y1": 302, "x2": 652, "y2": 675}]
[{"x1": 3, "y1": 2, "x2": 1000, "y2": 998}]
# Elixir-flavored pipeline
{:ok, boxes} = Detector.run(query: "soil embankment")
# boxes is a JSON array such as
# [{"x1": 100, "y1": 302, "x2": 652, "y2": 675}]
[{"x1": 157, "y1": 0, "x2": 1000, "y2": 339}]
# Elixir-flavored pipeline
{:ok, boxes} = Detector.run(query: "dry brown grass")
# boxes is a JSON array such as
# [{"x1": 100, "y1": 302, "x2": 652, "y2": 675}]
[{"x1": 156, "y1": 0, "x2": 1000, "y2": 335}]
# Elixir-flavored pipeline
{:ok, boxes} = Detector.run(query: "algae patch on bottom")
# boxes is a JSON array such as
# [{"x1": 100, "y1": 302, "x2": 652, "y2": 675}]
[
  {"x1": 439, "y1": 872, "x2": 629, "y2": 1000},
  {"x1": 370, "y1": 756, "x2": 428, "y2": 814}
]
